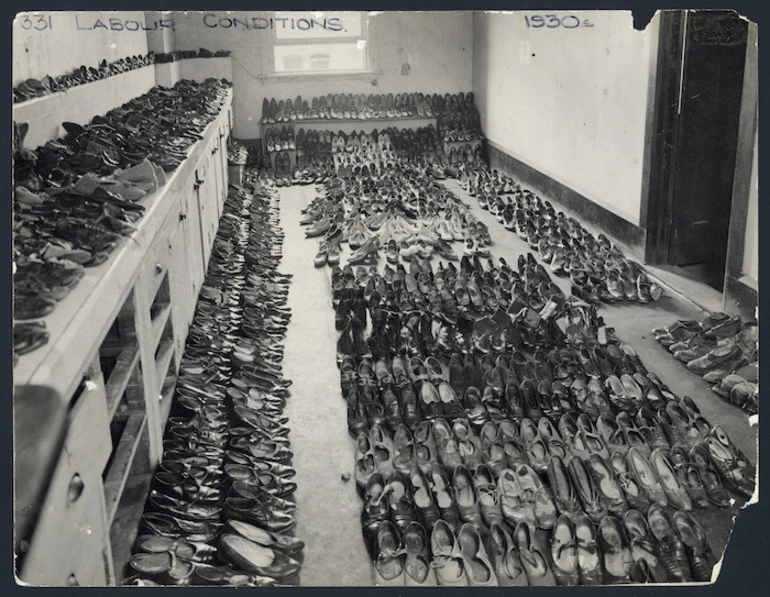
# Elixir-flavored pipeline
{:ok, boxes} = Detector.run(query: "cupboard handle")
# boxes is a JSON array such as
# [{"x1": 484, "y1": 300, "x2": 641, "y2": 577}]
[
  {"x1": 67, "y1": 473, "x2": 85, "y2": 504},
  {"x1": 155, "y1": 264, "x2": 163, "y2": 275},
  {"x1": 179, "y1": 212, "x2": 187, "y2": 221}
]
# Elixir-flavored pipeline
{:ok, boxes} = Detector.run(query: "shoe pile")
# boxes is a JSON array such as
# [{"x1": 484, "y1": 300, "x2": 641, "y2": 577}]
[
  {"x1": 228, "y1": 140, "x2": 249, "y2": 166},
  {"x1": 126, "y1": 179, "x2": 303, "y2": 586},
  {"x1": 16, "y1": 78, "x2": 231, "y2": 190},
  {"x1": 265, "y1": 126, "x2": 296, "y2": 152},
  {"x1": 155, "y1": 49, "x2": 231, "y2": 63},
  {"x1": 436, "y1": 91, "x2": 483, "y2": 143},
  {"x1": 13, "y1": 81, "x2": 233, "y2": 358},
  {"x1": 271, "y1": 153, "x2": 294, "y2": 187},
  {"x1": 446, "y1": 143, "x2": 483, "y2": 169},
  {"x1": 260, "y1": 92, "x2": 450, "y2": 123},
  {"x1": 654, "y1": 313, "x2": 758, "y2": 414},
  {"x1": 13, "y1": 52, "x2": 157, "y2": 103},
  {"x1": 317, "y1": 208, "x2": 751, "y2": 584},
  {"x1": 303, "y1": 169, "x2": 491, "y2": 268},
  {"x1": 458, "y1": 166, "x2": 664, "y2": 304},
  {"x1": 458, "y1": 164, "x2": 520, "y2": 197}
]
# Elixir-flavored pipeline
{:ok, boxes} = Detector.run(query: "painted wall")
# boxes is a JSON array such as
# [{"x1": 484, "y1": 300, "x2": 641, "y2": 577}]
[
  {"x1": 741, "y1": 131, "x2": 758, "y2": 281},
  {"x1": 472, "y1": 11, "x2": 656, "y2": 226},
  {"x1": 13, "y1": 11, "x2": 150, "y2": 86},
  {"x1": 170, "y1": 11, "x2": 474, "y2": 139}
]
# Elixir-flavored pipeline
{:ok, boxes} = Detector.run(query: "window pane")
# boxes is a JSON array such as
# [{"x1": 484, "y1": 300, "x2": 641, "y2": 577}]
[
  {"x1": 274, "y1": 42, "x2": 366, "y2": 72},
  {"x1": 274, "y1": 11, "x2": 363, "y2": 40}
]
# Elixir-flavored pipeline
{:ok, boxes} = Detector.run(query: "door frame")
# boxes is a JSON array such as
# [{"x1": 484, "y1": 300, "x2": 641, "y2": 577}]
[
  {"x1": 641, "y1": 10, "x2": 753, "y2": 279},
  {"x1": 642, "y1": 10, "x2": 688, "y2": 265}
]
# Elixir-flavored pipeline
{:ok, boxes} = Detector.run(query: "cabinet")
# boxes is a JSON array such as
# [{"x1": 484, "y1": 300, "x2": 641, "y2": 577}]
[{"x1": 13, "y1": 90, "x2": 233, "y2": 586}]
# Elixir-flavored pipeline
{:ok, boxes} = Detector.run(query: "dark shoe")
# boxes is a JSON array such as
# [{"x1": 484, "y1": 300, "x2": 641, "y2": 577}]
[{"x1": 219, "y1": 533, "x2": 301, "y2": 580}]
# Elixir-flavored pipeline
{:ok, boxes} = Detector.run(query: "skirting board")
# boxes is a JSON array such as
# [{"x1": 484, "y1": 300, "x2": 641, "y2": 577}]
[{"x1": 485, "y1": 142, "x2": 647, "y2": 259}]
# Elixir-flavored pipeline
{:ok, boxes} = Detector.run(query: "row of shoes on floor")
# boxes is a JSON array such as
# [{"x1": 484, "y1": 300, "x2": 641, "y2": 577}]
[
  {"x1": 340, "y1": 325, "x2": 750, "y2": 585},
  {"x1": 304, "y1": 171, "x2": 490, "y2": 267},
  {"x1": 127, "y1": 181, "x2": 303, "y2": 586},
  {"x1": 327, "y1": 256, "x2": 754, "y2": 503},
  {"x1": 13, "y1": 53, "x2": 156, "y2": 103},
  {"x1": 331, "y1": 254, "x2": 576, "y2": 356},
  {"x1": 154, "y1": 48, "x2": 232, "y2": 63},
  {"x1": 459, "y1": 164, "x2": 665, "y2": 304},
  {"x1": 314, "y1": 202, "x2": 753, "y2": 584},
  {"x1": 354, "y1": 421, "x2": 721, "y2": 585},
  {"x1": 654, "y1": 312, "x2": 758, "y2": 414},
  {"x1": 260, "y1": 91, "x2": 476, "y2": 123}
]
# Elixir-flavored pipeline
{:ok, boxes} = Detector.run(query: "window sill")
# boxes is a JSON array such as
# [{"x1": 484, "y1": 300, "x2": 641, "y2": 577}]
[{"x1": 257, "y1": 69, "x2": 383, "y2": 82}]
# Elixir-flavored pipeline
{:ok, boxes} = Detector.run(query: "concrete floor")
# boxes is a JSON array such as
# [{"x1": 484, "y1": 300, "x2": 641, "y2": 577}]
[{"x1": 276, "y1": 178, "x2": 758, "y2": 586}]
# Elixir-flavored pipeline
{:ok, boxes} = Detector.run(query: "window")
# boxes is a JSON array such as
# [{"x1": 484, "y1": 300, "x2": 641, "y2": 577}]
[{"x1": 271, "y1": 11, "x2": 369, "y2": 74}]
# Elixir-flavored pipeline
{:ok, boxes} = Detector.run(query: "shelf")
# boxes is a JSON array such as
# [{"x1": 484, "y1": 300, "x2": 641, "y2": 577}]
[
  {"x1": 103, "y1": 412, "x2": 147, "y2": 525},
  {"x1": 13, "y1": 90, "x2": 233, "y2": 404},
  {"x1": 149, "y1": 304, "x2": 172, "y2": 353},
  {"x1": 154, "y1": 316, "x2": 176, "y2": 398},
  {"x1": 158, "y1": 373, "x2": 178, "y2": 430},
  {"x1": 443, "y1": 138, "x2": 483, "y2": 146},
  {"x1": 104, "y1": 343, "x2": 142, "y2": 421},
  {"x1": 261, "y1": 114, "x2": 436, "y2": 126},
  {"x1": 13, "y1": 66, "x2": 157, "y2": 150},
  {"x1": 108, "y1": 470, "x2": 152, "y2": 584}
]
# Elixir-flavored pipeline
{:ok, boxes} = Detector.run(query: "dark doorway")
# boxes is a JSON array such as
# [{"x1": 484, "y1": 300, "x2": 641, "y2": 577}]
[{"x1": 644, "y1": 10, "x2": 749, "y2": 291}]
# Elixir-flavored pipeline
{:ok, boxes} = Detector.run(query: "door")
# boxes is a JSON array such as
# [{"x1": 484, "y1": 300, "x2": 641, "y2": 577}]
[
  {"x1": 645, "y1": 10, "x2": 748, "y2": 290},
  {"x1": 669, "y1": 12, "x2": 748, "y2": 274}
]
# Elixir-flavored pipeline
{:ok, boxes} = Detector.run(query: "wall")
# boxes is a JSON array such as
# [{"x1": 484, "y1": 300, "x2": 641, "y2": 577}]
[
  {"x1": 741, "y1": 130, "x2": 758, "y2": 282},
  {"x1": 473, "y1": 11, "x2": 656, "y2": 226},
  {"x1": 170, "y1": 11, "x2": 474, "y2": 139},
  {"x1": 13, "y1": 11, "x2": 150, "y2": 86}
]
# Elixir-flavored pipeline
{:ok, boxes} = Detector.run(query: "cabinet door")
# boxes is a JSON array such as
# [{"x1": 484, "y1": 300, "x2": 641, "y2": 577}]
[
  {"x1": 211, "y1": 149, "x2": 224, "y2": 222},
  {"x1": 181, "y1": 193, "x2": 205, "y2": 299},
  {"x1": 167, "y1": 215, "x2": 193, "y2": 338},
  {"x1": 194, "y1": 162, "x2": 214, "y2": 270},
  {"x1": 219, "y1": 126, "x2": 230, "y2": 197}
]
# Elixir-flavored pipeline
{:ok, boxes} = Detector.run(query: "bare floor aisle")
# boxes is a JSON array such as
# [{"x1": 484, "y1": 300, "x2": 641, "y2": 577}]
[
  {"x1": 276, "y1": 179, "x2": 757, "y2": 585},
  {"x1": 279, "y1": 185, "x2": 373, "y2": 586}
]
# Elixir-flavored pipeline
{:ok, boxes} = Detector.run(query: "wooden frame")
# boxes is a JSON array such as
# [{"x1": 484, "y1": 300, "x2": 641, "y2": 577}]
[
  {"x1": 642, "y1": 10, "x2": 687, "y2": 265},
  {"x1": 267, "y1": 11, "x2": 370, "y2": 76}
]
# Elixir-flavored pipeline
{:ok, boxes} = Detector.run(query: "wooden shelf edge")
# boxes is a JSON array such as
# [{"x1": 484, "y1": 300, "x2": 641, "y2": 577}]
[
  {"x1": 13, "y1": 91, "x2": 233, "y2": 403},
  {"x1": 104, "y1": 343, "x2": 141, "y2": 420},
  {"x1": 148, "y1": 267, "x2": 170, "y2": 306},
  {"x1": 154, "y1": 342, "x2": 176, "y2": 398},
  {"x1": 149, "y1": 303, "x2": 173, "y2": 354},
  {"x1": 108, "y1": 472, "x2": 154, "y2": 585},
  {"x1": 103, "y1": 412, "x2": 147, "y2": 525},
  {"x1": 158, "y1": 376, "x2": 178, "y2": 431},
  {"x1": 260, "y1": 115, "x2": 437, "y2": 126}
]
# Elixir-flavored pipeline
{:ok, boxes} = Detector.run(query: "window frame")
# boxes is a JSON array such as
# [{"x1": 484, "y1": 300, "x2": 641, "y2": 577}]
[{"x1": 266, "y1": 12, "x2": 372, "y2": 77}]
